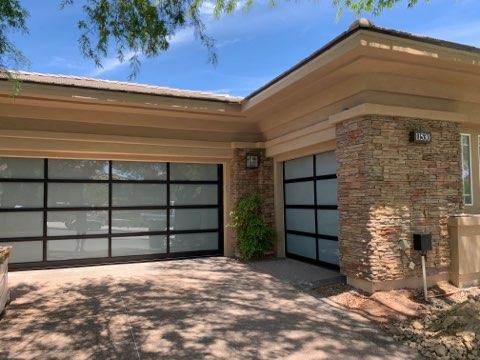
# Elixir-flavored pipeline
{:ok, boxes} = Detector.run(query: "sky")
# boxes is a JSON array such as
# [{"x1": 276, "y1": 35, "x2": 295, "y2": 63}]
[{"x1": 8, "y1": 0, "x2": 480, "y2": 96}]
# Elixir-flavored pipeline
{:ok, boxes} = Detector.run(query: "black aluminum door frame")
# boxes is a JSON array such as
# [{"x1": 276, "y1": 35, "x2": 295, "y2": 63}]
[
  {"x1": 0, "y1": 159, "x2": 224, "y2": 270},
  {"x1": 283, "y1": 155, "x2": 339, "y2": 270}
]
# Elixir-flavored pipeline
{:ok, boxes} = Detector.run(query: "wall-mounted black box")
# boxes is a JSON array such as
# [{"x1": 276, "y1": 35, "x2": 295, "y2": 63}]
[{"x1": 413, "y1": 233, "x2": 432, "y2": 252}]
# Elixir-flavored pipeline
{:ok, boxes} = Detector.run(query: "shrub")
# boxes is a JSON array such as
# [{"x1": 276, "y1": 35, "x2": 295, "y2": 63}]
[{"x1": 229, "y1": 193, "x2": 275, "y2": 260}]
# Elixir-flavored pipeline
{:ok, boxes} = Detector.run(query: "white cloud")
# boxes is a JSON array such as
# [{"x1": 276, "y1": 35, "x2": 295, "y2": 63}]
[
  {"x1": 168, "y1": 28, "x2": 195, "y2": 45},
  {"x1": 89, "y1": 51, "x2": 137, "y2": 77}
]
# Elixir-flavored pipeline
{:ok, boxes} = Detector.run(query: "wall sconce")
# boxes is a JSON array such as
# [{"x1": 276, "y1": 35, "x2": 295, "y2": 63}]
[{"x1": 246, "y1": 153, "x2": 260, "y2": 169}]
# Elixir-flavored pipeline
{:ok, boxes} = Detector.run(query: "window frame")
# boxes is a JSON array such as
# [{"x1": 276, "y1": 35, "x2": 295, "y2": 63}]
[{"x1": 460, "y1": 133, "x2": 473, "y2": 206}]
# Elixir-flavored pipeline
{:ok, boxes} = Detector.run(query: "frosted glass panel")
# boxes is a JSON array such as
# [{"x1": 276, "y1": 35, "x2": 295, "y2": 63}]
[
  {"x1": 0, "y1": 241, "x2": 43, "y2": 263},
  {"x1": 0, "y1": 182, "x2": 43, "y2": 208},
  {"x1": 48, "y1": 159, "x2": 108, "y2": 180},
  {"x1": 48, "y1": 183, "x2": 108, "y2": 207},
  {"x1": 0, "y1": 158, "x2": 43, "y2": 179},
  {"x1": 315, "y1": 151, "x2": 336, "y2": 176},
  {"x1": 285, "y1": 209, "x2": 315, "y2": 233},
  {"x1": 112, "y1": 235, "x2": 167, "y2": 256},
  {"x1": 170, "y1": 184, "x2": 217, "y2": 205},
  {"x1": 170, "y1": 163, "x2": 217, "y2": 181},
  {"x1": 170, "y1": 232, "x2": 218, "y2": 252},
  {"x1": 317, "y1": 239, "x2": 339, "y2": 265},
  {"x1": 284, "y1": 156, "x2": 313, "y2": 180},
  {"x1": 316, "y1": 179, "x2": 337, "y2": 205},
  {"x1": 112, "y1": 210, "x2": 167, "y2": 233},
  {"x1": 170, "y1": 209, "x2": 218, "y2": 231},
  {"x1": 286, "y1": 234, "x2": 316, "y2": 259},
  {"x1": 47, "y1": 238, "x2": 108, "y2": 260},
  {"x1": 47, "y1": 211, "x2": 108, "y2": 236},
  {"x1": 112, "y1": 184, "x2": 166, "y2": 206},
  {"x1": 0, "y1": 212, "x2": 43, "y2": 238},
  {"x1": 112, "y1": 161, "x2": 166, "y2": 180},
  {"x1": 317, "y1": 210, "x2": 338, "y2": 236},
  {"x1": 285, "y1": 181, "x2": 314, "y2": 205}
]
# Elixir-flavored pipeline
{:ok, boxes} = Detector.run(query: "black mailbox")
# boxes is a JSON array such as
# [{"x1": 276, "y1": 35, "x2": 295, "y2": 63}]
[{"x1": 413, "y1": 233, "x2": 432, "y2": 252}]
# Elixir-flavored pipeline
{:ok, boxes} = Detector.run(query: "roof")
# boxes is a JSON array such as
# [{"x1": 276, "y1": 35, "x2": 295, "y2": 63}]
[
  {"x1": 2, "y1": 19, "x2": 480, "y2": 104},
  {"x1": 0, "y1": 71, "x2": 243, "y2": 103},
  {"x1": 245, "y1": 18, "x2": 480, "y2": 100}
]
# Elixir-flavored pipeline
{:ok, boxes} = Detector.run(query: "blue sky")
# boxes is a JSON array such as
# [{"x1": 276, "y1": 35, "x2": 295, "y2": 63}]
[{"x1": 9, "y1": 0, "x2": 480, "y2": 96}]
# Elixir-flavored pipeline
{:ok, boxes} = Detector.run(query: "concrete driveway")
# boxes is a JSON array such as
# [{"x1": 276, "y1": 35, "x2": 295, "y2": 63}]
[{"x1": 0, "y1": 258, "x2": 415, "y2": 359}]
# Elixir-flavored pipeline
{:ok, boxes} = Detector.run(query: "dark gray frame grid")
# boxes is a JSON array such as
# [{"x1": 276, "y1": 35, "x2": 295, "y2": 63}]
[
  {"x1": 0, "y1": 160, "x2": 224, "y2": 270},
  {"x1": 283, "y1": 155, "x2": 339, "y2": 270}
]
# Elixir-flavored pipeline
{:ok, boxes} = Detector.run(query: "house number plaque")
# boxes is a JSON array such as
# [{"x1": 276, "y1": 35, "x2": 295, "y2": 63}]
[{"x1": 409, "y1": 130, "x2": 432, "y2": 144}]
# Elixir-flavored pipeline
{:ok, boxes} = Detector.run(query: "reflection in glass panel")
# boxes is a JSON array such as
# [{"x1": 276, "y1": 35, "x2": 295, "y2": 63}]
[
  {"x1": 111, "y1": 210, "x2": 167, "y2": 233},
  {"x1": 315, "y1": 151, "x2": 336, "y2": 176},
  {"x1": 170, "y1": 184, "x2": 217, "y2": 205},
  {"x1": 316, "y1": 179, "x2": 337, "y2": 205},
  {"x1": 48, "y1": 159, "x2": 109, "y2": 180},
  {"x1": 48, "y1": 183, "x2": 108, "y2": 207},
  {"x1": 286, "y1": 234, "x2": 316, "y2": 259},
  {"x1": 169, "y1": 232, "x2": 218, "y2": 252},
  {"x1": 285, "y1": 209, "x2": 315, "y2": 233},
  {"x1": 112, "y1": 184, "x2": 166, "y2": 206},
  {"x1": 0, "y1": 212, "x2": 43, "y2": 238},
  {"x1": 317, "y1": 210, "x2": 338, "y2": 237},
  {"x1": 284, "y1": 182, "x2": 314, "y2": 205},
  {"x1": 317, "y1": 239, "x2": 339, "y2": 265},
  {"x1": 112, "y1": 161, "x2": 166, "y2": 180},
  {"x1": 170, "y1": 163, "x2": 217, "y2": 181},
  {"x1": 112, "y1": 235, "x2": 167, "y2": 256},
  {"x1": 47, "y1": 211, "x2": 108, "y2": 236},
  {"x1": 284, "y1": 156, "x2": 313, "y2": 180},
  {"x1": 170, "y1": 208, "x2": 218, "y2": 231},
  {"x1": 0, "y1": 182, "x2": 43, "y2": 208},
  {"x1": 0, "y1": 157, "x2": 44, "y2": 179},
  {"x1": 47, "y1": 238, "x2": 108, "y2": 260},
  {"x1": 0, "y1": 241, "x2": 43, "y2": 263}
]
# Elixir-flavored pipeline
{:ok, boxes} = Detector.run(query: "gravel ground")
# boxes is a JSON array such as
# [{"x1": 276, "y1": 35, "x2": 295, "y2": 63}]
[{"x1": 316, "y1": 282, "x2": 480, "y2": 359}]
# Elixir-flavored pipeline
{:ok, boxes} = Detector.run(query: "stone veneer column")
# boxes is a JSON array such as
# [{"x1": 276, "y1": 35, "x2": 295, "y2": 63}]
[
  {"x1": 336, "y1": 116, "x2": 463, "y2": 292},
  {"x1": 229, "y1": 148, "x2": 275, "y2": 250}
]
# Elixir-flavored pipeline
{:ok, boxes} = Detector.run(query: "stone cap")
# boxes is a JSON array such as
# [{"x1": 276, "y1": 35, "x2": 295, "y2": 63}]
[{"x1": 448, "y1": 214, "x2": 480, "y2": 227}]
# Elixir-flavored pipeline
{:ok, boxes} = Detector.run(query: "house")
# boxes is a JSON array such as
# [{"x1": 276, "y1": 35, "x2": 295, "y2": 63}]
[{"x1": 1, "y1": 19, "x2": 479, "y2": 292}]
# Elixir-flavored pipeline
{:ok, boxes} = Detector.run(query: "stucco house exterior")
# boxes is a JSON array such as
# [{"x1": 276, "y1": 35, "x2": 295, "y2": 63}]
[{"x1": 1, "y1": 19, "x2": 479, "y2": 292}]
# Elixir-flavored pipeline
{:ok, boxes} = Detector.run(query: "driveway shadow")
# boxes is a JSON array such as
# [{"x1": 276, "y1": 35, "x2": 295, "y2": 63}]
[{"x1": 0, "y1": 258, "x2": 416, "y2": 359}]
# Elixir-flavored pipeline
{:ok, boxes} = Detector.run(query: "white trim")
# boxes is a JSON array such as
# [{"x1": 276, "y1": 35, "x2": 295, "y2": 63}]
[{"x1": 461, "y1": 133, "x2": 473, "y2": 206}]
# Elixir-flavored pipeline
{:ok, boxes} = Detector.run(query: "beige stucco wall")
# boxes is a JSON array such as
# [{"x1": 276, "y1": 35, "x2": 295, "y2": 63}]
[{"x1": 448, "y1": 215, "x2": 480, "y2": 287}]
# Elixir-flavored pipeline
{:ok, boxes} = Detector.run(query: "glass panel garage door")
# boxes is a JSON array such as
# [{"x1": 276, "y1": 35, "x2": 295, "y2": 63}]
[
  {"x1": 283, "y1": 151, "x2": 339, "y2": 268},
  {"x1": 0, "y1": 158, "x2": 223, "y2": 269}
]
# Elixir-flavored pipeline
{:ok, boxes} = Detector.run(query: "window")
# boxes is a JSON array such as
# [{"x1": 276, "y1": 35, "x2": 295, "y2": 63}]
[{"x1": 461, "y1": 134, "x2": 473, "y2": 205}]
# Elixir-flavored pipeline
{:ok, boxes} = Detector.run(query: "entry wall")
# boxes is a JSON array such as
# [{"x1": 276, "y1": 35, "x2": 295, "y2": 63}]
[
  {"x1": 336, "y1": 115, "x2": 463, "y2": 292},
  {"x1": 228, "y1": 148, "x2": 275, "y2": 255}
]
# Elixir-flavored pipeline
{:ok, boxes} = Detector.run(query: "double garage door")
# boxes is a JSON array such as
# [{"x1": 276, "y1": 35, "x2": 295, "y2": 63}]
[
  {"x1": 0, "y1": 157, "x2": 223, "y2": 269},
  {"x1": 283, "y1": 151, "x2": 339, "y2": 268}
]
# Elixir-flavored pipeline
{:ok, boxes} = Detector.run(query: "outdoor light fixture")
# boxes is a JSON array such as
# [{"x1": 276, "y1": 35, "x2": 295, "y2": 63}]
[{"x1": 246, "y1": 153, "x2": 260, "y2": 169}]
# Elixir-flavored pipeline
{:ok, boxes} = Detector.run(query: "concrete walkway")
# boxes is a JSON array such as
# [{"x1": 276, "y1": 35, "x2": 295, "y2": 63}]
[
  {"x1": 247, "y1": 258, "x2": 345, "y2": 290},
  {"x1": 0, "y1": 258, "x2": 415, "y2": 359}
]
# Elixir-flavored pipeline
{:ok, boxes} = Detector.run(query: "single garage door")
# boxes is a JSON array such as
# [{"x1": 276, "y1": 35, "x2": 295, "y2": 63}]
[
  {"x1": 283, "y1": 151, "x2": 339, "y2": 268},
  {"x1": 0, "y1": 157, "x2": 223, "y2": 269}
]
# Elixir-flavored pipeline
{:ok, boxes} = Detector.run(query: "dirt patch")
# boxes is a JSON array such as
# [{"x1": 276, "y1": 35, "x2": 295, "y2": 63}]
[{"x1": 316, "y1": 282, "x2": 480, "y2": 359}]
